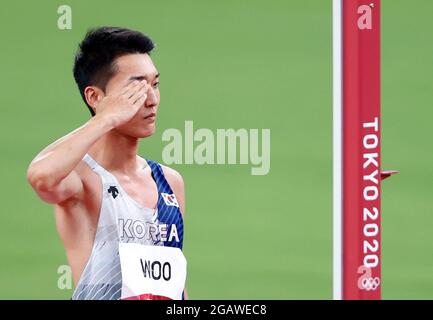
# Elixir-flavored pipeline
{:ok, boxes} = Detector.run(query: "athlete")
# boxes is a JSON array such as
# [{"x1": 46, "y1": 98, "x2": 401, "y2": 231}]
[{"x1": 27, "y1": 27, "x2": 188, "y2": 300}]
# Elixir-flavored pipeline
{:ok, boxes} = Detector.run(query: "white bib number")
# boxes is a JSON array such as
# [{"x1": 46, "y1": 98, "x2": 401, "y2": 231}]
[{"x1": 119, "y1": 243, "x2": 187, "y2": 300}]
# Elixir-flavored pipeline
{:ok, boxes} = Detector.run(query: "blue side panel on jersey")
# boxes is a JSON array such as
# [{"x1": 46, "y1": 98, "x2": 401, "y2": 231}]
[{"x1": 147, "y1": 160, "x2": 184, "y2": 250}]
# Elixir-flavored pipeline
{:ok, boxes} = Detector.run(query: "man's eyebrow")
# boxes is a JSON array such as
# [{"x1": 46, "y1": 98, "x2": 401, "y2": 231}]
[{"x1": 129, "y1": 73, "x2": 160, "y2": 81}]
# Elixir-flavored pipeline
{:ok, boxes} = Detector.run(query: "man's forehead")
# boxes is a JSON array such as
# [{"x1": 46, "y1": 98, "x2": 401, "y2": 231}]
[{"x1": 115, "y1": 53, "x2": 159, "y2": 79}]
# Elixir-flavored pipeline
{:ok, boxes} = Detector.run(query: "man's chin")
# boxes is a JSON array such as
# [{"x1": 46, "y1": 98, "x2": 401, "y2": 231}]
[
  {"x1": 116, "y1": 123, "x2": 156, "y2": 139},
  {"x1": 137, "y1": 125, "x2": 156, "y2": 138}
]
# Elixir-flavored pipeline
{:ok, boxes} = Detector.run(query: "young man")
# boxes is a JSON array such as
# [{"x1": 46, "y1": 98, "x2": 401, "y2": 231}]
[{"x1": 27, "y1": 27, "x2": 187, "y2": 300}]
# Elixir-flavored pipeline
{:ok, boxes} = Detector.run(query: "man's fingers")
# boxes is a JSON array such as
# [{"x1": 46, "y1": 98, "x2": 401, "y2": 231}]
[
  {"x1": 120, "y1": 79, "x2": 143, "y2": 96},
  {"x1": 129, "y1": 83, "x2": 149, "y2": 103},
  {"x1": 120, "y1": 79, "x2": 147, "y2": 98},
  {"x1": 126, "y1": 80, "x2": 148, "y2": 99},
  {"x1": 133, "y1": 91, "x2": 147, "y2": 105}
]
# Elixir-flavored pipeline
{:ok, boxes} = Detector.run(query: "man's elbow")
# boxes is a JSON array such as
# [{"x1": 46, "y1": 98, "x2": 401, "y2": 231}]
[
  {"x1": 27, "y1": 166, "x2": 61, "y2": 203},
  {"x1": 27, "y1": 165, "x2": 52, "y2": 192}
]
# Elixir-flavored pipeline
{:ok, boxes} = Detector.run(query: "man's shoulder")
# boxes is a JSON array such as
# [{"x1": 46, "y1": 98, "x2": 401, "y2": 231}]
[
  {"x1": 140, "y1": 157, "x2": 186, "y2": 214},
  {"x1": 75, "y1": 158, "x2": 99, "y2": 182},
  {"x1": 160, "y1": 164, "x2": 185, "y2": 215},
  {"x1": 160, "y1": 164, "x2": 183, "y2": 184},
  {"x1": 157, "y1": 163, "x2": 185, "y2": 193},
  {"x1": 138, "y1": 155, "x2": 184, "y2": 186}
]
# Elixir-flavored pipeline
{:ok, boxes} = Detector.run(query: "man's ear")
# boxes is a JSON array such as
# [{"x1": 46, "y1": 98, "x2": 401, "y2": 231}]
[{"x1": 84, "y1": 86, "x2": 105, "y2": 114}]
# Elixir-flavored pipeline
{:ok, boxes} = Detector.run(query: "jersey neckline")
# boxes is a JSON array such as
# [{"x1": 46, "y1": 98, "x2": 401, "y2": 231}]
[{"x1": 84, "y1": 153, "x2": 157, "y2": 212}]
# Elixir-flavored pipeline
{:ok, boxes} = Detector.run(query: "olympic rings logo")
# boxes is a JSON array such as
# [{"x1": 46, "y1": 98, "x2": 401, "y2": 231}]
[
  {"x1": 360, "y1": 277, "x2": 381, "y2": 291},
  {"x1": 357, "y1": 265, "x2": 381, "y2": 291}
]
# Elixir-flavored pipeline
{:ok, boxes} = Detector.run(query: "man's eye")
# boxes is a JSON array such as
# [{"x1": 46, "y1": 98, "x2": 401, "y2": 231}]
[{"x1": 153, "y1": 82, "x2": 160, "y2": 88}]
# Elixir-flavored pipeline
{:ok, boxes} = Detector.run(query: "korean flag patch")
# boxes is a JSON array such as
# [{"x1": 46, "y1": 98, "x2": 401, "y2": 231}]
[{"x1": 161, "y1": 193, "x2": 179, "y2": 207}]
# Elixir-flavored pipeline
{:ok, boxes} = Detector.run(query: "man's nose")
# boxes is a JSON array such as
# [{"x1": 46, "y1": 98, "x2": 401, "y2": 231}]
[{"x1": 145, "y1": 87, "x2": 158, "y2": 107}]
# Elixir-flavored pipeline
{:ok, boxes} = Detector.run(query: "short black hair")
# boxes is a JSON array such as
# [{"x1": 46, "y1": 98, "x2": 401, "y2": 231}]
[{"x1": 73, "y1": 26, "x2": 155, "y2": 116}]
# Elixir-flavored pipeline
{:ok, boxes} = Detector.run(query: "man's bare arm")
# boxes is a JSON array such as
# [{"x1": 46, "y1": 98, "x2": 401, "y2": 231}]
[
  {"x1": 27, "y1": 79, "x2": 149, "y2": 204},
  {"x1": 27, "y1": 116, "x2": 114, "y2": 204}
]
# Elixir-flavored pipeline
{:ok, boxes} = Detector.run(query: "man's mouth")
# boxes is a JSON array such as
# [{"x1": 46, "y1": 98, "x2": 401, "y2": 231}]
[{"x1": 144, "y1": 112, "x2": 156, "y2": 119}]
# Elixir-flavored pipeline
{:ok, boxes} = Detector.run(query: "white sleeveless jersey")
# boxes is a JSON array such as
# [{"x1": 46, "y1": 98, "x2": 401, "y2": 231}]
[{"x1": 71, "y1": 154, "x2": 185, "y2": 300}]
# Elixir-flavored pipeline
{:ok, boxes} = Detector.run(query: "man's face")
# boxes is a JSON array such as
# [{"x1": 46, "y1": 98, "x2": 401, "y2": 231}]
[{"x1": 104, "y1": 53, "x2": 160, "y2": 138}]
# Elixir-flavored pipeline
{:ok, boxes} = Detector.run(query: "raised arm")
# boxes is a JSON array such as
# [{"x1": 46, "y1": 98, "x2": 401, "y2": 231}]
[{"x1": 27, "y1": 79, "x2": 149, "y2": 204}]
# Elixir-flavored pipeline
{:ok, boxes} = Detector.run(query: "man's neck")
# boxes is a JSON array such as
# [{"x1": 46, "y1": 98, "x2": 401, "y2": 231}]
[{"x1": 88, "y1": 129, "x2": 141, "y2": 175}]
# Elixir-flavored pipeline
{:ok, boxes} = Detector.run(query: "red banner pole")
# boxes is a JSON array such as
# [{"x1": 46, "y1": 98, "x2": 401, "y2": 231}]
[{"x1": 342, "y1": 0, "x2": 381, "y2": 299}]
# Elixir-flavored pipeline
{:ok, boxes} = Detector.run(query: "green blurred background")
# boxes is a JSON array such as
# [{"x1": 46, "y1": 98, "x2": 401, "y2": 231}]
[{"x1": 0, "y1": 0, "x2": 431, "y2": 299}]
